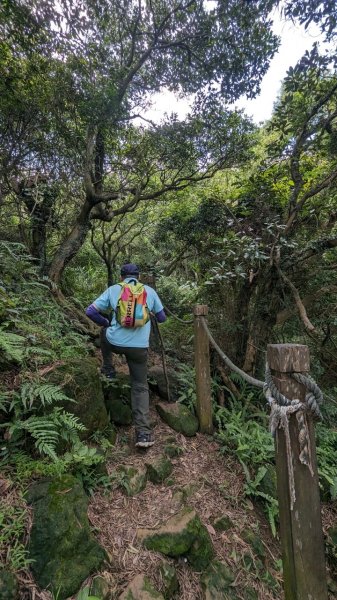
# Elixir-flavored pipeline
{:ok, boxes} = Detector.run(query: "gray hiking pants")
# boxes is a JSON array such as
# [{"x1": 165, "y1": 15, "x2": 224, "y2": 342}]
[{"x1": 100, "y1": 328, "x2": 151, "y2": 433}]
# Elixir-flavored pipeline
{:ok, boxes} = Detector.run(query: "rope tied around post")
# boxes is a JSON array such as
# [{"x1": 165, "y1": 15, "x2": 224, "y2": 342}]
[
  {"x1": 192, "y1": 310, "x2": 325, "y2": 509},
  {"x1": 264, "y1": 363, "x2": 323, "y2": 509}
]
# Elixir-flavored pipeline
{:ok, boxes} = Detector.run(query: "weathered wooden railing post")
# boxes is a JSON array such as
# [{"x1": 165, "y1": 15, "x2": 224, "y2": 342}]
[
  {"x1": 267, "y1": 343, "x2": 327, "y2": 600},
  {"x1": 193, "y1": 305, "x2": 213, "y2": 434}
]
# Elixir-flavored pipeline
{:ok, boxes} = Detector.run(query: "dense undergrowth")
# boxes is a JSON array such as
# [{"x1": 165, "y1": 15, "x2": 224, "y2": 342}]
[
  {"x1": 175, "y1": 359, "x2": 337, "y2": 538},
  {"x1": 1, "y1": 240, "x2": 337, "y2": 591},
  {"x1": 0, "y1": 242, "x2": 113, "y2": 573}
]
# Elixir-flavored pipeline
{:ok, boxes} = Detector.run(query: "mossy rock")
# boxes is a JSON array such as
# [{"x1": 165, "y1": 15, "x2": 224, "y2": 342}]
[
  {"x1": 117, "y1": 465, "x2": 147, "y2": 496},
  {"x1": 119, "y1": 574, "x2": 164, "y2": 599},
  {"x1": 90, "y1": 574, "x2": 112, "y2": 599},
  {"x1": 163, "y1": 443, "x2": 184, "y2": 458},
  {"x1": 47, "y1": 358, "x2": 109, "y2": 438},
  {"x1": 180, "y1": 482, "x2": 199, "y2": 500},
  {"x1": 103, "y1": 373, "x2": 131, "y2": 402},
  {"x1": 0, "y1": 569, "x2": 18, "y2": 600},
  {"x1": 102, "y1": 374, "x2": 133, "y2": 425},
  {"x1": 105, "y1": 397, "x2": 133, "y2": 426},
  {"x1": 148, "y1": 366, "x2": 181, "y2": 402},
  {"x1": 241, "y1": 529, "x2": 265, "y2": 560},
  {"x1": 162, "y1": 484, "x2": 196, "y2": 513},
  {"x1": 201, "y1": 560, "x2": 235, "y2": 600},
  {"x1": 103, "y1": 373, "x2": 132, "y2": 426},
  {"x1": 138, "y1": 507, "x2": 214, "y2": 571},
  {"x1": 26, "y1": 475, "x2": 106, "y2": 600},
  {"x1": 146, "y1": 456, "x2": 173, "y2": 484},
  {"x1": 156, "y1": 402, "x2": 198, "y2": 437},
  {"x1": 213, "y1": 515, "x2": 233, "y2": 532},
  {"x1": 158, "y1": 562, "x2": 179, "y2": 599},
  {"x1": 170, "y1": 491, "x2": 185, "y2": 511}
]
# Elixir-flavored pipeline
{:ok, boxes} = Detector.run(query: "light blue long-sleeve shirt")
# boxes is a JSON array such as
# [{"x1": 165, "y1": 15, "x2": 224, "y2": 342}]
[{"x1": 93, "y1": 277, "x2": 164, "y2": 348}]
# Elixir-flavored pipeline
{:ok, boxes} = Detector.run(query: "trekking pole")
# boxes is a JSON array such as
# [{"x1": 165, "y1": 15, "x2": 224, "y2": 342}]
[{"x1": 151, "y1": 315, "x2": 171, "y2": 402}]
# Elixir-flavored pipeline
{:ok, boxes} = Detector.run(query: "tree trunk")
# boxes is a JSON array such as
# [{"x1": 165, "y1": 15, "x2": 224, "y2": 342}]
[
  {"x1": 241, "y1": 268, "x2": 280, "y2": 376},
  {"x1": 107, "y1": 262, "x2": 114, "y2": 287},
  {"x1": 30, "y1": 204, "x2": 51, "y2": 273},
  {"x1": 49, "y1": 199, "x2": 92, "y2": 284},
  {"x1": 21, "y1": 183, "x2": 54, "y2": 273},
  {"x1": 232, "y1": 279, "x2": 257, "y2": 367}
]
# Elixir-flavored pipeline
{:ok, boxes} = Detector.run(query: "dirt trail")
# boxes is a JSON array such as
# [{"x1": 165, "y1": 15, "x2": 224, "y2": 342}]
[{"x1": 88, "y1": 397, "x2": 282, "y2": 600}]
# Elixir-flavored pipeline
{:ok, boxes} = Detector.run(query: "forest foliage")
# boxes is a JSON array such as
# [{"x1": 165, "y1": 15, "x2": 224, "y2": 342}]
[{"x1": 1, "y1": 0, "x2": 337, "y2": 592}]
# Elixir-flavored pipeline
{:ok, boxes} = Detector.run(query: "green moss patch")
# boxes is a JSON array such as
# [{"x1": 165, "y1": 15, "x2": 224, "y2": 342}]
[
  {"x1": 102, "y1": 375, "x2": 133, "y2": 425},
  {"x1": 117, "y1": 465, "x2": 147, "y2": 496},
  {"x1": 201, "y1": 560, "x2": 236, "y2": 600},
  {"x1": 156, "y1": 403, "x2": 198, "y2": 437},
  {"x1": 158, "y1": 562, "x2": 179, "y2": 599},
  {"x1": 138, "y1": 507, "x2": 214, "y2": 571},
  {"x1": 47, "y1": 358, "x2": 109, "y2": 438},
  {"x1": 26, "y1": 475, "x2": 106, "y2": 600},
  {"x1": 146, "y1": 456, "x2": 173, "y2": 484}
]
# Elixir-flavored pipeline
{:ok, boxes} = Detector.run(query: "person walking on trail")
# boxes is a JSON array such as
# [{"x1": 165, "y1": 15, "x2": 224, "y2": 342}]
[{"x1": 85, "y1": 263, "x2": 166, "y2": 448}]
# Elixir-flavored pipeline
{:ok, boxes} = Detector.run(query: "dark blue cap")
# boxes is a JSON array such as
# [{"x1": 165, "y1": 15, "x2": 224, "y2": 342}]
[{"x1": 121, "y1": 263, "x2": 139, "y2": 277}]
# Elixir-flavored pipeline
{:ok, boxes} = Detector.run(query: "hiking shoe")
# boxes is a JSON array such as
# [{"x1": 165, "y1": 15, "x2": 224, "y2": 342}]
[{"x1": 135, "y1": 432, "x2": 155, "y2": 448}]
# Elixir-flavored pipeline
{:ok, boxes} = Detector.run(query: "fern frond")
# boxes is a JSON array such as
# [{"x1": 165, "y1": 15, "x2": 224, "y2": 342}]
[
  {"x1": 53, "y1": 409, "x2": 86, "y2": 432},
  {"x1": 0, "y1": 389, "x2": 11, "y2": 412},
  {"x1": 0, "y1": 328, "x2": 25, "y2": 363},
  {"x1": 19, "y1": 415, "x2": 60, "y2": 460},
  {"x1": 34, "y1": 439, "x2": 58, "y2": 461},
  {"x1": 24, "y1": 347, "x2": 54, "y2": 357},
  {"x1": 20, "y1": 383, "x2": 74, "y2": 410}
]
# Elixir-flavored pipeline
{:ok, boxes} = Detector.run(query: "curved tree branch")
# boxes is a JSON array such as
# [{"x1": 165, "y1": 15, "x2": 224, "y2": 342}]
[{"x1": 277, "y1": 267, "x2": 317, "y2": 333}]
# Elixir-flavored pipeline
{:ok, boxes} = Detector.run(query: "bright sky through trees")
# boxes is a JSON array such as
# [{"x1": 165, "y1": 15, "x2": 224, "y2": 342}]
[{"x1": 144, "y1": 8, "x2": 328, "y2": 125}]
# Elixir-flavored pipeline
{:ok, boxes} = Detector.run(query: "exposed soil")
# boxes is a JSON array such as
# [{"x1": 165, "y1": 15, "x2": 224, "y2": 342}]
[{"x1": 87, "y1": 401, "x2": 283, "y2": 600}]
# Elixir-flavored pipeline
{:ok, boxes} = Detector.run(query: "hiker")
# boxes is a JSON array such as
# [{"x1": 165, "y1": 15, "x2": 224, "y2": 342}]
[{"x1": 85, "y1": 263, "x2": 166, "y2": 448}]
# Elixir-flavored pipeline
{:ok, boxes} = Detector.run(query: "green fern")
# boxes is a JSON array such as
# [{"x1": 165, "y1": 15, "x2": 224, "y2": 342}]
[
  {"x1": 15, "y1": 416, "x2": 60, "y2": 460},
  {"x1": 242, "y1": 463, "x2": 279, "y2": 537},
  {"x1": 6, "y1": 408, "x2": 86, "y2": 461},
  {"x1": 20, "y1": 382, "x2": 74, "y2": 410},
  {"x1": 54, "y1": 409, "x2": 86, "y2": 441},
  {"x1": 24, "y1": 346, "x2": 54, "y2": 358},
  {"x1": 0, "y1": 327, "x2": 25, "y2": 363},
  {"x1": 0, "y1": 389, "x2": 10, "y2": 412}
]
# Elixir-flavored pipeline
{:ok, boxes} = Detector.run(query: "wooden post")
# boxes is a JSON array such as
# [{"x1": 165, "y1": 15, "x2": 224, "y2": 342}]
[
  {"x1": 193, "y1": 305, "x2": 213, "y2": 434},
  {"x1": 267, "y1": 343, "x2": 327, "y2": 600}
]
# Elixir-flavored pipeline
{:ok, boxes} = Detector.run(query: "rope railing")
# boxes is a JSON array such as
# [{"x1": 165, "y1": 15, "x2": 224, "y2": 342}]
[
  {"x1": 165, "y1": 305, "x2": 324, "y2": 423},
  {"x1": 190, "y1": 304, "x2": 328, "y2": 598},
  {"x1": 164, "y1": 305, "x2": 193, "y2": 324},
  {"x1": 200, "y1": 317, "x2": 265, "y2": 389}
]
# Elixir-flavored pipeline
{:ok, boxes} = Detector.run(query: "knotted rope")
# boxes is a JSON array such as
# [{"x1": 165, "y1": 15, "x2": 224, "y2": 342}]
[
  {"x1": 264, "y1": 364, "x2": 323, "y2": 509},
  {"x1": 188, "y1": 312, "x2": 324, "y2": 510}
]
